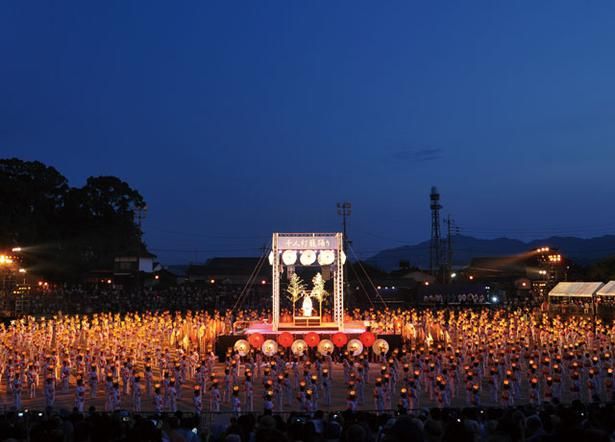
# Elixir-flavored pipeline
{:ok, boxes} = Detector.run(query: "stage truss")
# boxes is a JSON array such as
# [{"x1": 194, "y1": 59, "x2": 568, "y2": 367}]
[{"x1": 271, "y1": 232, "x2": 345, "y2": 331}]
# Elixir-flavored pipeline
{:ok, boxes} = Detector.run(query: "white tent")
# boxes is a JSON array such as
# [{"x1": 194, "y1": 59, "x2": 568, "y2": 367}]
[
  {"x1": 548, "y1": 282, "x2": 604, "y2": 298},
  {"x1": 597, "y1": 281, "x2": 615, "y2": 297}
]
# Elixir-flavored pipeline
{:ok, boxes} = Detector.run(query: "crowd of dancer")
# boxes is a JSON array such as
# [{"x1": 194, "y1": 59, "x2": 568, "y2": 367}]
[{"x1": 0, "y1": 307, "x2": 613, "y2": 420}]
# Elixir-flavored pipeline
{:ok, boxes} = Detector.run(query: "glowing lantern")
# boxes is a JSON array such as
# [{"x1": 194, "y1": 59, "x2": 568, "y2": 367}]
[
  {"x1": 373, "y1": 338, "x2": 390, "y2": 355},
  {"x1": 347, "y1": 339, "x2": 364, "y2": 356},
  {"x1": 305, "y1": 332, "x2": 320, "y2": 348},
  {"x1": 277, "y1": 332, "x2": 294, "y2": 348},
  {"x1": 317, "y1": 339, "x2": 334, "y2": 356},
  {"x1": 261, "y1": 340, "x2": 278, "y2": 356},
  {"x1": 247, "y1": 333, "x2": 264, "y2": 349},
  {"x1": 282, "y1": 250, "x2": 297, "y2": 266},
  {"x1": 300, "y1": 250, "x2": 316, "y2": 266},
  {"x1": 359, "y1": 331, "x2": 376, "y2": 347},
  {"x1": 233, "y1": 339, "x2": 250, "y2": 357},
  {"x1": 291, "y1": 339, "x2": 307, "y2": 356},
  {"x1": 318, "y1": 250, "x2": 335, "y2": 266},
  {"x1": 332, "y1": 332, "x2": 348, "y2": 348}
]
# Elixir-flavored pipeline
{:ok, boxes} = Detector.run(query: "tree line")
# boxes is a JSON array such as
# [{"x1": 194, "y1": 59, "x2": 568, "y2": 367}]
[{"x1": 0, "y1": 158, "x2": 147, "y2": 281}]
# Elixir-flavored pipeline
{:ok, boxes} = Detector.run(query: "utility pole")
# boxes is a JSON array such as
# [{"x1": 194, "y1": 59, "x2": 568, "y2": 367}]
[
  {"x1": 445, "y1": 216, "x2": 460, "y2": 283},
  {"x1": 430, "y1": 187, "x2": 442, "y2": 280},
  {"x1": 446, "y1": 216, "x2": 452, "y2": 282},
  {"x1": 336, "y1": 202, "x2": 352, "y2": 253},
  {"x1": 134, "y1": 205, "x2": 147, "y2": 291}
]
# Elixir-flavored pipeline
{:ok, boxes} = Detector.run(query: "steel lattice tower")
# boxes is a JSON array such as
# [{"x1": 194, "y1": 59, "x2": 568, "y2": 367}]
[{"x1": 430, "y1": 186, "x2": 442, "y2": 277}]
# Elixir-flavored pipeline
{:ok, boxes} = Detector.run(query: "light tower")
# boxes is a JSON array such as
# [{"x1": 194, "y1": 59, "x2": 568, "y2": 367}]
[{"x1": 430, "y1": 187, "x2": 442, "y2": 278}]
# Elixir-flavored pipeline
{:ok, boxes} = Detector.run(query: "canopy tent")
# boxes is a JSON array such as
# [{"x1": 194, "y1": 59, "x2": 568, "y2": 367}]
[
  {"x1": 548, "y1": 282, "x2": 604, "y2": 298},
  {"x1": 597, "y1": 281, "x2": 615, "y2": 297}
]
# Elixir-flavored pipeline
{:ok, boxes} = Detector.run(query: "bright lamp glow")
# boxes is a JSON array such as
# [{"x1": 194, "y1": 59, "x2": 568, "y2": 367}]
[{"x1": 268, "y1": 252, "x2": 274, "y2": 265}]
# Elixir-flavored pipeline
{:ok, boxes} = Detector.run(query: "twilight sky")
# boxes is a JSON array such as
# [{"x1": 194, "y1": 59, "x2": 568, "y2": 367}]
[{"x1": 1, "y1": 1, "x2": 615, "y2": 264}]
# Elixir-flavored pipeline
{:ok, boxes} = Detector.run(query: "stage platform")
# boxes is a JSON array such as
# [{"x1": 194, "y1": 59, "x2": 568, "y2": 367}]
[
  {"x1": 243, "y1": 320, "x2": 366, "y2": 335},
  {"x1": 216, "y1": 329, "x2": 402, "y2": 361}
]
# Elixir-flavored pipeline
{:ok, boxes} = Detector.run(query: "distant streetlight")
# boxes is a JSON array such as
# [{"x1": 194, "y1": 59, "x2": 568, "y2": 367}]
[
  {"x1": 11, "y1": 247, "x2": 21, "y2": 252},
  {"x1": 450, "y1": 273, "x2": 457, "y2": 279},
  {"x1": 18, "y1": 268, "x2": 26, "y2": 273}
]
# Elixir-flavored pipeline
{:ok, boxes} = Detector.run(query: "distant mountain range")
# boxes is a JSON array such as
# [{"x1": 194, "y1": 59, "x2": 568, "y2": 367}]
[{"x1": 366, "y1": 235, "x2": 615, "y2": 271}]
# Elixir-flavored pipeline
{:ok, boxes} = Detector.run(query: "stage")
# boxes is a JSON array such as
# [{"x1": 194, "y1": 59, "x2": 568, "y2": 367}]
[
  {"x1": 216, "y1": 330, "x2": 403, "y2": 361},
  {"x1": 243, "y1": 320, "x2": 367, "y2": 335}
]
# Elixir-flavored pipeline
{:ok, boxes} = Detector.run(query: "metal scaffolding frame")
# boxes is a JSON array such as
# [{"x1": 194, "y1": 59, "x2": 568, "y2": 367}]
[{"x1": 271, "y1": 232, "x2": 344, "y2": 331}]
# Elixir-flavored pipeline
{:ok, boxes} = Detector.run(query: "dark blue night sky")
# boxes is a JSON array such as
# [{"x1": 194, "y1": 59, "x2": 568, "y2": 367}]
[{"x1": 1, "y1": 1, "x2": 615, "y2": 264}]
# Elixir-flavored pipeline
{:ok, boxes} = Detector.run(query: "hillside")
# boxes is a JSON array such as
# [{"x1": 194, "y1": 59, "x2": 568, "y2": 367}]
[{"x1": 366, "y1": 234, "x2": 615, "y2": 271}]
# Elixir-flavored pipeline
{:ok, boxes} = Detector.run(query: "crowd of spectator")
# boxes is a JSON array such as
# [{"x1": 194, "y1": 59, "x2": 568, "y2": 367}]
[
  {"x1": 422, "y1": 293, "x2": 488, "y2": 305},
  {"x1": 3, "y1": 285, "x2": 264, "y2": 316},
  {"x1": 1, "y1": 402, "x2": 615, "y2": 442}
]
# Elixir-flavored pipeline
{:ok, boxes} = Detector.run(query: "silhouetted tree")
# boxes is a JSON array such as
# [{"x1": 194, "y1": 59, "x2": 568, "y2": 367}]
[
  {"x1": 0, "y1": 158, "x2": 68, "y2": 246},
  {"x1": 0, "y1": 158, "x2": 147, "y2": 281},
  {"x1": 588, "y1": 257, "x2": 615, "y2": 281}
]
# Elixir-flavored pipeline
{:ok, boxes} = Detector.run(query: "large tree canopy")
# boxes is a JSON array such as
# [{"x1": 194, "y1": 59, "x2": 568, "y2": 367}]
[
  {"x1": 0, "y1": 158, "x2": 148, "y2": 280},
  {"x1": 0, "y1": 159, "x2": 68, "y2": 246}
]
